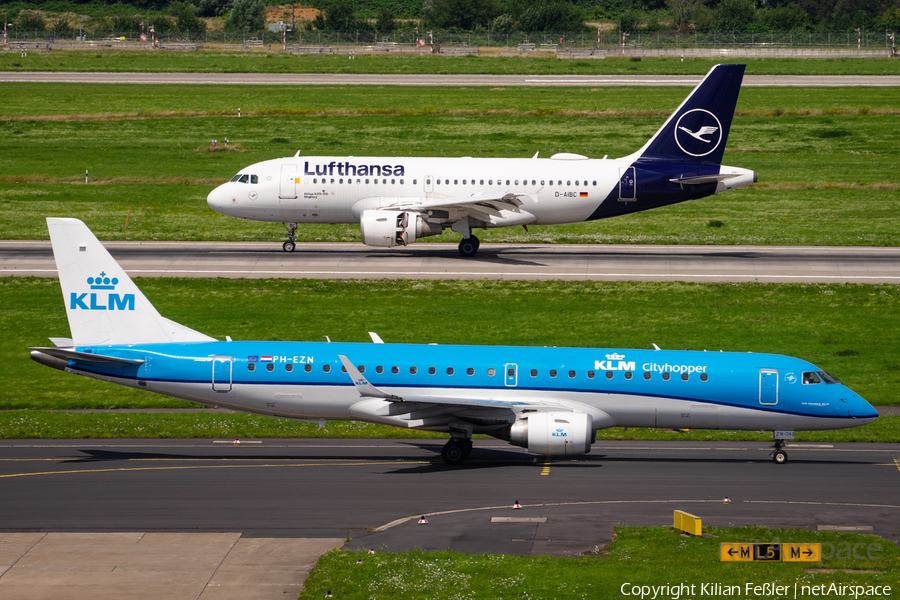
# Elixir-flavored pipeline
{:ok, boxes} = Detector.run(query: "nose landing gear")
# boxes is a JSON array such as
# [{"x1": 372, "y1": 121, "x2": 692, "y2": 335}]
[
  {"x1": 771, "y1": 439, "x2": 788, "y2": 464},
  {"x1": 282, "y1": 222, "x2": 297, "y2": 252}
]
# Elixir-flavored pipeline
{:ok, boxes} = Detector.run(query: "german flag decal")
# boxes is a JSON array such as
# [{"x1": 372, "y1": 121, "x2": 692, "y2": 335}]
[{"x1": 580, "y1": 192, "x2": 588, "y2": 197}]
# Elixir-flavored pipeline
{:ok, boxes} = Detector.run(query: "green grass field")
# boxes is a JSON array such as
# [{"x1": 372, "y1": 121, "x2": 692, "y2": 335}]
[
  {"x1": 299, "y1": 527, "x2": 900, "y2": 599},
  {"x1": 2, "y1": 53, "x2": 900, "y2": 76},
  {"x1": 0, "y1": 84, "x2": 897, "y2": 245},
  {"x1": 5, "y1": 278, "x2": 898, "y2": 411}
]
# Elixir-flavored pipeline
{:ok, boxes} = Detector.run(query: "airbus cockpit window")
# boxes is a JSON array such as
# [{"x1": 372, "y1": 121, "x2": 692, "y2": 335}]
[
  {"x1": 230, "y1": 174, "x2": 241, "y2": 182},
  {"x1": 237, "y1": 174, "x2": 249, "y2": 183},
  {"x1": 802, "y1": 371, "x2": 822, "y2": 385},
  {"x1": 250, "y1": 175, "x2": 258, "y2": 184}
]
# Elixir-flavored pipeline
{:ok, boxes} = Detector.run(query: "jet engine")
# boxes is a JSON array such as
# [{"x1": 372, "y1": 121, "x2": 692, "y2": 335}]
[
  {"x1": 507, "y1": 411, "x2": 593, "y2": 456},
  {"x1": 359, "y1": 210, "x2": 443, "y2": 248}
]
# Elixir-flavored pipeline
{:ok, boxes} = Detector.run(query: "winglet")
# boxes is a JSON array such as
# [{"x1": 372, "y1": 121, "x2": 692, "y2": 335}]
[
  {"x1": 368, "y1": 332, "x2": 385, "y2": 344},
  {"x1": 338, "y1": 355, "x2": 401, "y2": 400}
]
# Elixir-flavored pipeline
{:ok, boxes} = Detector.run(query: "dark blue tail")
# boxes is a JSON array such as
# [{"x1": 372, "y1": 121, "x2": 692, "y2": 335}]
[{"x1": 634, "y1": 64, "x2": 745, "y2": 165}]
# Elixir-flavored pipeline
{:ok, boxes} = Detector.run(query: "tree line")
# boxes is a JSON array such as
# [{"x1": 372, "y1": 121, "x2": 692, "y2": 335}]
[{"x1": 1, "y1": 0, "x2": 898, "y2": 35}]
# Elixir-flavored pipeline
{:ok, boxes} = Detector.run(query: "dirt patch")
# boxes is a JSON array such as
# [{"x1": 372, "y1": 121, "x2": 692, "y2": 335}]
[{"x1": 266, "y1": 4, "x2": 321, "y2": 22}]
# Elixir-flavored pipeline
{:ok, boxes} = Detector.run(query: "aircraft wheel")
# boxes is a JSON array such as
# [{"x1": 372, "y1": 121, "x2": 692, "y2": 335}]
[
  {"x1": 462, "y1": 439, "x2": 473, "y2": 458},
  {"x1": 283, "y1": 240, "x2": 296, "y2": 253},
  {"x1": 441, "y1": 440, "x2": 467, "y2": 465},
  {"x1": 458, "y1": 238, "x2": 478, "y2": 258},
  {"x1": 471, "y1": 235, "x2": 480, "y2": 251},
  {"x1": 772, "y1": 450, "x2": 788, "y2": 464}
]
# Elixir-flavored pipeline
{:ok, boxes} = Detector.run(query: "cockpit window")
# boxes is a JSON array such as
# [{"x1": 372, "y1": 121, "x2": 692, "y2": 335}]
[
  {"x1": 230, "y1": 174, "x2": 241, "y2": 182},
  {"x1": 237, "y1": 174, "x2": 249, "y2": 184},
  {"x1": 250, "y1": 175, "x2": 258, "y2": 184},
  {"x1": 802, "y1": 371, "x2": 821, "y2": 385},
  {"x1": 818, "y1": 370, "x2": 840, "y2": 384}
]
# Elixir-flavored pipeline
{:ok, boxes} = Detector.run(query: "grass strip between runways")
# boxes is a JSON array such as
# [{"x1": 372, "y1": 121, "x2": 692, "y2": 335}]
[{"x1": 299, "y1": 526, "x2": 900, "y2": 599}]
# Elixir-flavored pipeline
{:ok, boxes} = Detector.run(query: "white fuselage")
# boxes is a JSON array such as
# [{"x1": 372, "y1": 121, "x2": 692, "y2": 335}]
[{"x1": 206, "y1": 154, "x2": 755, "y2": 228}]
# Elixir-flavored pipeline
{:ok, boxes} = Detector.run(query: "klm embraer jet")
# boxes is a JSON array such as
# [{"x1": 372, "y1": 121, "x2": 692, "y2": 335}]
[
  {"x1": 207, "y1": 64, "x2": 757, "y2": 257},
  {"x1": 33, "y1": 218, "x2": 876, "y2": 464}
]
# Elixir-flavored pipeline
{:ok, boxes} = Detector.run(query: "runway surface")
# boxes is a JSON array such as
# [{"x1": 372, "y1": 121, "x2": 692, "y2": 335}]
[
  {"x1": 1, "y1": 439, "x2": 898, "y2": 556},
  {"x1": 2, "y1": 240, "x2": 900, "y2": 283},
  {"x1": 3, "y1": 72, "x2": 900, "y2": 87}
]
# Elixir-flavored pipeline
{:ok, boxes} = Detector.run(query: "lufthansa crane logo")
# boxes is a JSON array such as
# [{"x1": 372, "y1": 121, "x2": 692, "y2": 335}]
[{"x1": 674, "y1": 109, "x2": 723, "y2": 157}]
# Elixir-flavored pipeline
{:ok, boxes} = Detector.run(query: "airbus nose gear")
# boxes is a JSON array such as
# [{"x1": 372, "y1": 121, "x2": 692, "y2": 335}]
[{"x1": 282, "y1": 222, "x2": 298, "y2": 253}]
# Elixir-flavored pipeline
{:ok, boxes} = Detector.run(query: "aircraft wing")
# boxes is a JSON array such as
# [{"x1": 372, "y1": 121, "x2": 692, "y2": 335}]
[
  {"x1": 337, "y1": 355, "x2": 530, "y2": 408},
  {"x1": 381, "y1": 191, "x2": 527, "y2": 221}
]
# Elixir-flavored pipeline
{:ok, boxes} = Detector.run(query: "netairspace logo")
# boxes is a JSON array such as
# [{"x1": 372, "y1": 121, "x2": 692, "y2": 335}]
[
  {"x1": 69, "y1": 272, "x2": 135, "y2": 311},
  {"x1": 620, "y1": 582, "x2": 892, "y2": 599}
]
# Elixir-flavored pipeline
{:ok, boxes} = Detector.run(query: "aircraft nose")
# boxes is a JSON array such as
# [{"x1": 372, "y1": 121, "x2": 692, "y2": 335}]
[
  {"x1": 207, "y1": 184, "x2": 232, "y2": 215},
  {"x1": 847, "y1": 390, "x2": 879, "y2": 424}
]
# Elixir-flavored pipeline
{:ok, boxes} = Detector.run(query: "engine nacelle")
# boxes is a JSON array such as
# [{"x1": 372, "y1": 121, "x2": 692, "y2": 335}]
[
  {"x1": 359, "y1": 210, "x2": 442, "y2": 248},
  {"x1": 508, "y1": 411, "x2": 593, "y2": 456}
]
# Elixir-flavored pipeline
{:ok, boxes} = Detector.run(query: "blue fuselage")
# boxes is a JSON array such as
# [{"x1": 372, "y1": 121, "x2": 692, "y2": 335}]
[{"x1": 68, "y1": 341, "x2": 877, "y2": 434}]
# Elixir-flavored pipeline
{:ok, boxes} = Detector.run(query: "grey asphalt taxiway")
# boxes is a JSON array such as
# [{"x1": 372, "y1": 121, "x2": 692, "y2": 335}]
[
  {"x1": 2, "y1": 438, "x2": 899, "y2": 555},
  {"x1": 3, "y1": 72, "x2": 900, "y2": 87},
  {"x1": 3, "y1": 240, "x2": 900, "y2": 282}
]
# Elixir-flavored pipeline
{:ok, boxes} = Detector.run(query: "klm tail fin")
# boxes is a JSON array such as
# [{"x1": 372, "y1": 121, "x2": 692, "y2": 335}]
[
  {"x1": 47, "y1": 217, "x2": 215, "y2": 347},
  {"x1": 630, "y1": 64, "x2": 745, "y2": 165}
]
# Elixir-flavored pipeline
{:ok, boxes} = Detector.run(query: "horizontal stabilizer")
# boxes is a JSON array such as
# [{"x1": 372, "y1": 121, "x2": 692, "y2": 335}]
[
  {"x1": 668, "y1": 174, "x2": 741, "y2": 185},
  {"x1": 29, "y1": 347, "x2": 145, "y2": 366}
]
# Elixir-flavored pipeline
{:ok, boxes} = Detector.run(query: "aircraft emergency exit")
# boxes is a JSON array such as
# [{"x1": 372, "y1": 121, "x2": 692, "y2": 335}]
[
  {"x1": 32, "y1": 218, "x2": 877, "y2": 464},
  {"x1": 207, "y1": 64, "x2": 757, "y2": 256}
]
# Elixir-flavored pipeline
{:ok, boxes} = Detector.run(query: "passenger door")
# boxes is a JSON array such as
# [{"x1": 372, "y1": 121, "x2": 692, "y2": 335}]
[
  {"x1": 759, "y1": 369, "x2": 778, "y2": 406},
  {"x1": 618, "y1": 167, "x2": 636, "y2": 202},
  {"x1": 280, "y1": 164, "x2": 297, "y2": 199},
  {"x1": 212, "y1": 356, "x2": 233, "y2": 393}
]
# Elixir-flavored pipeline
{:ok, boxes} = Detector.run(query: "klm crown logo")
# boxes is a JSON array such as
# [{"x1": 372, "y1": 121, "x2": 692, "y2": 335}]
[
  {"x1": 70, "y1": 271, "x2": 135, "y2": 312},
  {"x1": 88, "y1": 273, "x2": 119, "y2": 290}
]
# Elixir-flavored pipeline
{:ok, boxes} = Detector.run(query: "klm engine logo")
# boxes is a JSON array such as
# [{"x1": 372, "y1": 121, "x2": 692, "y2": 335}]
[
  {"x1": 552, "y1": 428, "x2": 567, "y2": 438},
  {"x1": 70, "y1": 272, "x2": 135, "y2": 311}
]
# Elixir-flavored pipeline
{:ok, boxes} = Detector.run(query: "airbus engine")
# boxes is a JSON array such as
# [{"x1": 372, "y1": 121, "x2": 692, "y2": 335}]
[
  {"x1": 507, "y1": 411, "x2": 594, "y2": 456},
  {"x1": 359, "y1": 210, "x2": 443, "y2": 248}
]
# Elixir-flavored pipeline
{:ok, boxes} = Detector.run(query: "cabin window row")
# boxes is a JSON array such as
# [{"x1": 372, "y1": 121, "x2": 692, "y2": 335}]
[
  {"x1": 429, "y1": 178, "x2": 598, "y2": 187},
  {"x1": 313, "y1": 178, "x2": 405, "y2": 185},
  {"x1": 245, "y1": 362, "x2": 708, "y2": 382}
]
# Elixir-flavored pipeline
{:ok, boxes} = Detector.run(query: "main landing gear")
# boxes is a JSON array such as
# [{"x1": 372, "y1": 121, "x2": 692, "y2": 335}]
[
  {"x1": 771, "y1": 439, "x2": 788, "y2": 464},
  {"x1": 458, "y1": 235, "x2": 480, "y2": 258},
  {"x1": 441, "y1": 438, "x2": 473, "y2": 465},
  {"x1": 282, "y1": 222, "x2": 298, "y2": 253}
]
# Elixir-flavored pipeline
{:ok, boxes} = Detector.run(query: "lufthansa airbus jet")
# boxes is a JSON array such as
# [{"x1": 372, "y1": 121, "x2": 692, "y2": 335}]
[
  {"x1": 32, "y1": 218, "x2": 877, "y2": 464},
  {"x1": 207, "y1": 64, "x2": 757, "y2": 256}
]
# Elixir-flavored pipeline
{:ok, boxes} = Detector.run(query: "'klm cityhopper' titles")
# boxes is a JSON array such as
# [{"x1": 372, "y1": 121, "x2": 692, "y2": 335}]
[
  {"x1": 304, "y1": 161, "x2": 405, "y2": 177},
  {"x1": 69, "y1": 273, "x2": 135, "y2": 311}
]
